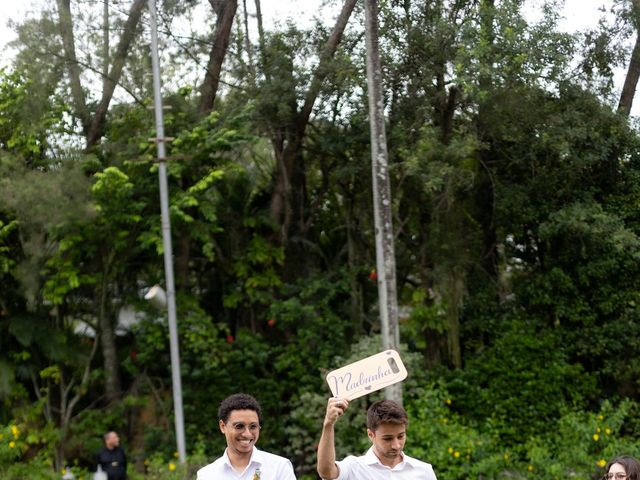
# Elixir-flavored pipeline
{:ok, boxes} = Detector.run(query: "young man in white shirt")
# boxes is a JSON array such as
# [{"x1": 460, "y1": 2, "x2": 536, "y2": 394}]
[
  {"x1": 317, "y1": 397, "x2": 438, "y2": 480},
  {"x1": 197, "y1": 393, "x2": 296, "y2": 480}
]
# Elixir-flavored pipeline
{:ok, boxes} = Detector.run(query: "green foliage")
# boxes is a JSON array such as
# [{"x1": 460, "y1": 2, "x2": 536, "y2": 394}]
[
  {"x1": 0, "y1": 68, "x2": 61, "y2": 163},
  {"x1": 405, "y1": 387, "x2": 640, "y2": 480},
  {"x1": 0, "y1": 153, "x2": 94, "y2": 304},
  {"x1": 4, "y1": 0, "x2": 640, "y2": 478},
  {"x1": 0, "y1": 423, "x2": 25, "y2": 465},
  {"x1": 450, "y1": 320, "x2": 597, "y2": 442},
  {"x1": 129, "y1": 451, "x2": 206, "y2": 480},
  {"x1": 223, "y1": 234, "x2": 284, "y2": 308},
  {"x1": 523, "y1": 400, "x2": 639, "y2": 479},
  {"x1": 0, "y1": 459, "x2": 59, "y2": 480},
  {"x1": 0, "y1": 405, "x2": 59, "y2": 477},
  {"x1": 406, "y1": 382, "x2": 498, "y2": 480}
]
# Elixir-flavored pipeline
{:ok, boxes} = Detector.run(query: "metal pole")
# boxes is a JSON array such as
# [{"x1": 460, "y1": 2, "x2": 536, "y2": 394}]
[
  {"x1": 147, "y1": 0, "x2": 187, "y2": 463},
  {"x1": 364, "y1": 0, "x2": 402, "y2": 403}
]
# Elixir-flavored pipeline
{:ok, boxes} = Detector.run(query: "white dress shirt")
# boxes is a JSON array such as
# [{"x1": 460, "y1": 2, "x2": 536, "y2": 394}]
[
  {"x1": 196, "y1": 447, "x2": 296, "y2": 480},
  {"x1": 334, "y1": 447, "x2": 437, "y2": 480}
]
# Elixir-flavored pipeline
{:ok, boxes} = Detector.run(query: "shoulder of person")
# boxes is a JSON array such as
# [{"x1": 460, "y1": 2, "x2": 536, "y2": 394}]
[
  {"x1": 336, "y1": 454, "x2": 362, "y2": 466},
  {"x1": 403, "y1": 453, "x2": 435, "y2": 471},
  {"x1": 254, "y1": 448, "x2": 294, "y2": 465},
  {"x1": 196, "y1": 455, "x2": 226, "y2": 475}
]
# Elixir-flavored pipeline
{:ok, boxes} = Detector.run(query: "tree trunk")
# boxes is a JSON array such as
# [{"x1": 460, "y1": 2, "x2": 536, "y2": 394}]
[
  {"x1": 269, "y1": 0, "x2": 358, "y2": 240},
  {"x1": 254, "y1": 0, "x2": 268, "y2": 71},
  {"x1": 103, "y1": 0, "x2": 110, "y2": 87},
  {"x1": 443, "y1": 270, "x2": 464, "y2": 368},
  {"x1": 198, "y1": 0, "x2": 238, "y2": 113},
  {"x1": 175, "y1": 231, "x2": 191, "y2": 289},
  {"x1": 55, "y1": 0, "x2": 91, "y2": 134},
  {"x1": 476, "y1": 0, "x2": 498, "y2": 281},
  {"x1": 98, "y1": 269, "x2": 121, "y2": 402},
  {"x1": 345, "y1": 194, "x2": 364, "y2": 331},
  {"x1": 242, "y1": 0, "x2": 256, "y2": 83},
  {"x1": 618, "y1": 0, "x2": 640, "y2": 116},
  {"x1": 86, "y1": 0, "x2": 146, "y2": 149}
]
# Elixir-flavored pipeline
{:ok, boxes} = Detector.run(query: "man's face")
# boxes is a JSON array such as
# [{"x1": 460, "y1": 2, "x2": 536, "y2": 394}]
[
  {"x1": 105, "y1": 432, "x2": 120, "y2": 449},
  {"x1": 219, "y1": 409, "x2": 260, "y2": 457},
  {"x1": 367, "y1": 422, "x2": 406, "y2": 467}
]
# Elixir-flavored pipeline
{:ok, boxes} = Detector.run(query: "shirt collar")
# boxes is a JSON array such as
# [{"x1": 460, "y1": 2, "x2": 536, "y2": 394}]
[
  {"x1": 364, "y1": 447, "x2": 414, "y2": 470},
  {"x1": 222, "y1": 447, "x2": 263, "y2": 471}
]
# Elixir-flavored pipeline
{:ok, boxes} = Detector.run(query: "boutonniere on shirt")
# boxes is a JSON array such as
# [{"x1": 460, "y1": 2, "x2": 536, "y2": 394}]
[{"x1": 252, "y1": 468, "x2": 261, "y2": 480}]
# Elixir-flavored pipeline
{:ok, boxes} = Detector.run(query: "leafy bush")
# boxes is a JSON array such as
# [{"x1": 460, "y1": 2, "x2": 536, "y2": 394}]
[
  {"x1": 406, "y1": 383, "x2": 640, "y2": 479},
  {"x1": 0, "y1": 417, "x2": 59, "y2": 479},
  {"x1": 406, "y1": 381, "x2": 501, "y2": 479},
  {"x1": 129, "y1": 451, "x2": 208, "y2": 480},
  {"x1": 524, "y1": 399, "x2": 640, "y2": 479},
  {"x1": 449, "y1": 319, "x2": 596, "y2": 442}
]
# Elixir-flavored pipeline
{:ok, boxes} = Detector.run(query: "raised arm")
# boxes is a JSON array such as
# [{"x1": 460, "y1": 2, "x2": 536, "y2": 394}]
[{"x1": 317, "y1": 397, "x2": 349, "y2": 480}]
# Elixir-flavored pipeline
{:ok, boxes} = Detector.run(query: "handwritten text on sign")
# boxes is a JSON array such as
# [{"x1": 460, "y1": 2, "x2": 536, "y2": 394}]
[{"x1": 325, "y1": 350, "x2": 408, "y2": 400}]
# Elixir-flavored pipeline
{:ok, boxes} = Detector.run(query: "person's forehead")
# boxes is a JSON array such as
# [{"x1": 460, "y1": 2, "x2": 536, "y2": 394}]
[
  {"x1": 610, "y1": 463, "x2": 626, "y2": 472},
  {"x1": 373, "y1": 422, "x2": 406, "y2": 435},
  {"x1": 227, "y1": 409, "x2": 259, "y2": 423}
]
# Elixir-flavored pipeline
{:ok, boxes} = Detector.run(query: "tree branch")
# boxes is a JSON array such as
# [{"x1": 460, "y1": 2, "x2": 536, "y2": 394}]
[
  {"x1": 56, "y1": 0, "x2": 91, "y2": 134},
  {"x1": 198, "y1": 0, "x2": 238, "y2": 113},
  {"x1": 298, "y1": 0, "x2": 358, "y2": 132},
  {"x1": 618, "y1": 0, "x2": 640, "y2": 116},
  {"x1": 64, "y1": 337, "x2": 100, "y2": 427},
  {"x1": 86, "y1": 0, "x2": 146, "y2": 149}
]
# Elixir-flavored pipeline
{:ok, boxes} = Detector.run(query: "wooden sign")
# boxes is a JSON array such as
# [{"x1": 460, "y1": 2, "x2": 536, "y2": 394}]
[{"x1": 325, "y1": 350, "x2": 408, "y2": 400}]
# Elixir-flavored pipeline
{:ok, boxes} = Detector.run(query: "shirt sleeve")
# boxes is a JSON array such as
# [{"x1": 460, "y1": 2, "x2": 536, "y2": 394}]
[
  {"x1": 334, "y1": 456, "x2": 358, "y2": 480},
  {"x1": 281, "y1": 458, "x2": 297, "y2": 480},
  {"x1": 429, "y1": 465, "x2": 438, "y2": 480}
]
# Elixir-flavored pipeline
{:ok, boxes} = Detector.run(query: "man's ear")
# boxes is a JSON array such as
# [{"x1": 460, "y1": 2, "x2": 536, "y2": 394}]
[
  {"x1": 219, "y1": 419, "x2": 226, "y2": 434},
  {"x1": 367, "y1": 428, "x2": 374, "y2": 442}
]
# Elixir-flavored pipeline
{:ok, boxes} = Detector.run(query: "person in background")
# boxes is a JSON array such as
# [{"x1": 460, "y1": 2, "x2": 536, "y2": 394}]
[
  {"x1": 96, "y1": 431, "x2": 127, "y2": 480},
  {"x1": 604, "y1": 455, "x2": 640, "y2": 480},
  {"x1": 196, "y1": 393, "x2": 297, "y2": 480},
  {"x1": 317, "y1": 397, "x2": 437, "y2": 480}
]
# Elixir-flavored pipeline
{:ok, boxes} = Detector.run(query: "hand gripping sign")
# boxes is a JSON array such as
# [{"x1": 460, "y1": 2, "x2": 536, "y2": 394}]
[{"x1": 325, "y1": 350, "x2": 408, "y2": 400}]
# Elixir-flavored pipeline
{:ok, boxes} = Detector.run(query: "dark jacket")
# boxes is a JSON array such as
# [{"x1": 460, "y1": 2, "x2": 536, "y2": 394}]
[{"x1": 96, "y1": 446, "x2": 127, "y2": 480}]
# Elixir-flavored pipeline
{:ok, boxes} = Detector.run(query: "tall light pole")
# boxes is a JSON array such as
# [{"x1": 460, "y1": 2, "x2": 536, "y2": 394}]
[
  {"x1": 147, "y1": 0, "x2": 187, "y2": 463},
  {"x1": 364, "y1": 0, "x2": 402, "y2": 403}
]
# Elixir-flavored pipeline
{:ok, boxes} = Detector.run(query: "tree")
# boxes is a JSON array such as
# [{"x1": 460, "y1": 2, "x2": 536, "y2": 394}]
[
  {"x1": 618, "y1": 0, "x2": 640, "y2": 115},
  {"x1": 263, "y1": 0, "x2": 358, "y2": 244},
  {"x1": 55, "y1": 0, "x2": 146, "y2": 150},
  {"x1": 198, "y1": 0, "x2": 238, "y2": 113}
]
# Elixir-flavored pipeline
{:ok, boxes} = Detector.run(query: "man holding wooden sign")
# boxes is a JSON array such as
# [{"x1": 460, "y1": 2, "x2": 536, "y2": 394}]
[{"x1": 317, "y1": 350, "x2": 438, "y2": 480}]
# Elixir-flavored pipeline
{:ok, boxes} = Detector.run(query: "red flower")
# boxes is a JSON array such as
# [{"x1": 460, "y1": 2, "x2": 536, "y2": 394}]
[
  {"x1": 226, "y1": 335, "x2": 234, "y2": 344},
  {"x1": 267, "y1": 319, "x2": 276, "y2": 327},
  {"x1": 368, "y1": 269, "x2": 378, "y2": 281}
]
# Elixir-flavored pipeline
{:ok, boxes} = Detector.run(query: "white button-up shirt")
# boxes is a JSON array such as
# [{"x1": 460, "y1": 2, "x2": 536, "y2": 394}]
[
  {"x1": 335, "y1": 447, "x2": 437, "y2": 480},
  {"x1": 196, "y1": 447, "x2": 296, "y2": 480}
]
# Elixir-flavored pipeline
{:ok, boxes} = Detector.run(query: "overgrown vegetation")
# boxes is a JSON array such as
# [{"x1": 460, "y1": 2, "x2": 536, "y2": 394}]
[{"x1": 2, "y1": 0, "x2": 640, "y2": 478}]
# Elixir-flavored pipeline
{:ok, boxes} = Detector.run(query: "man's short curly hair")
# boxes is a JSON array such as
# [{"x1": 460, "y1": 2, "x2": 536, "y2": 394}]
[{"x1": 217, "y1": 393, "x2": 262, "y2": 424}]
